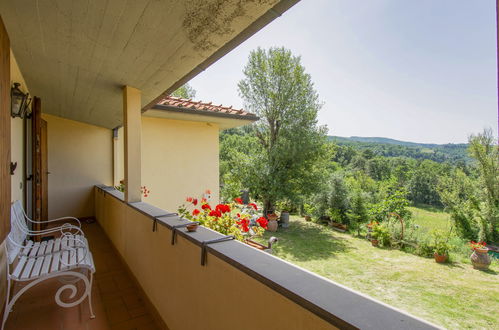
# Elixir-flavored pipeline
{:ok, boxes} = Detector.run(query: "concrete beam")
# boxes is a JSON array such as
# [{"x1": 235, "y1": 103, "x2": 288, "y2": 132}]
[{"x1": 123, "y1": 86, "x2": 141, "y2": 203}]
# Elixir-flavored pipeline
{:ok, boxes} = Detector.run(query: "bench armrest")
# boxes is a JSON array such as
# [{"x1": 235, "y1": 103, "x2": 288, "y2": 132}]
[
  {"x1": 26, "y1": 216, "x2": 81, "y2": 228},
  {"x1": 27, "y1": 224, "x2": 85, "y2": 239}
]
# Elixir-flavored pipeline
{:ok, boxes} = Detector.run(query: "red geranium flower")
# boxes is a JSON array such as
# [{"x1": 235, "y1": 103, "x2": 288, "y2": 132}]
[
  {"x1": 192, "y1": 209, "x2": 200, "y2": 216},
  {"x1": 192, "y1": 198, "x2": 198, "y2": 206},
  {"x1": 469, "y1": 241, "x2": 487, "y2": 250},
  {"x1": 201, "y1": 204, "x2": 211, "y2": 210},
  {"x1": 234, "y1": 197, "x2": 243, "y2": 204},
  {"x1": 256, "y1": 217, "x2": 268, "y2": 229},
  {"x1": 186, "y1": 197, "x2": 193, "y2": 203},
  {"x1": 209, "y1": 210, "x2": 221, "y2": 217},
  {"x1": 216, "y1": 204, "x2": 231, "y2": 214},
  {"x1": 237, "y1": 217, "x2": 250, "y2": 232},
  {"x1": 249, "y1": 203, "x2": 258, "y2": 210}
]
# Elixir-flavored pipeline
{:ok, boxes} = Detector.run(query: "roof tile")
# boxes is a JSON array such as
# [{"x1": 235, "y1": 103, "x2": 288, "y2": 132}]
[{"x1": 156, "y1": 96, "x2": 256, "y2": 118}]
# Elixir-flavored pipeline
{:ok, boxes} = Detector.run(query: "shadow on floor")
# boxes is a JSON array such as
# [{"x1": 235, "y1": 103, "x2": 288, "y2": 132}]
[{"x1": 5, "y1": 222, "x2": 163, "y2": 330}]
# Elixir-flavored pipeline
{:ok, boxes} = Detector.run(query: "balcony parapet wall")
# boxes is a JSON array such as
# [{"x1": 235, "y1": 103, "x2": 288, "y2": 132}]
[{"x1": 94, "y1": 185, "x2": 439, "y2": 330}]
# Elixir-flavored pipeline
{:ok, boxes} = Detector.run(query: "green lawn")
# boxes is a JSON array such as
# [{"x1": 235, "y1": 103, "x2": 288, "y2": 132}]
[
  {"x1": 409, "y1": 205, "x2": 452, "y2": 233},
  {"x1": 257, "y1": 216, "x2": 499, "y2": 329}
]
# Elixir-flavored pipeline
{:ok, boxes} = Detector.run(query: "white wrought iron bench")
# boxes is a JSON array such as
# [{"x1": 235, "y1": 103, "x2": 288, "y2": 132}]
[{"x1": 2, "y1": 201, "x2": 96, "y2": 330}]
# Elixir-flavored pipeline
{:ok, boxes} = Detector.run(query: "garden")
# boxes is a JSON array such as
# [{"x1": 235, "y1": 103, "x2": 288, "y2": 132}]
[
  {"x1": 174, "y1": 47, "x2": 499, "y2": 329},
  {"x1": 256, "y1": 213, "x2": 499, "y2": 330}
]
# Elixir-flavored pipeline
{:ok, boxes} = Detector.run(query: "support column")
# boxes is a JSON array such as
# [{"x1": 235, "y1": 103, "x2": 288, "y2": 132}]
[
  {"x1": 123, "y1": 86, "x2": 141, "y2": 203},
  {"x1": 112, "y1": 127, "x2": 120, "y2": 187}
]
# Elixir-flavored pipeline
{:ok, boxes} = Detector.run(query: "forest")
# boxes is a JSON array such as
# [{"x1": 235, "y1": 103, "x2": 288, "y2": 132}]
[
  {"x1": 176, "y1": 46, "x2": 498, "y2": 254},
  {"x1": 220, "y1": 127, "x2": 499, "y2": 251},
  {"x1": 330, "y1": 136, "x2": 470, "y2": 164}
]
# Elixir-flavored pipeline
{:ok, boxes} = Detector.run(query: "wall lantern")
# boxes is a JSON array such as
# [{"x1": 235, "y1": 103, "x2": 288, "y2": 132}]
[{"x1": 11, "y1": 82, "x2": 31, "y2": 118}]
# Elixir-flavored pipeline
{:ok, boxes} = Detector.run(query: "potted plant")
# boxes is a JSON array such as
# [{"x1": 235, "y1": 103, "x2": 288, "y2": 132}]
[
  {"x1": 177, "y1": 195, "x2": 268, "y2": 241},
  {"x1": 432, "y1": 230, "x2": 450, "y2": 263},
  {"x1": 469, "y1": 241, "x2": 491, "y2": 270},
  {"x1": 371, "y1": 223, "x2": 390, "y2": 247},
  {"x1": 266, "y1": 212, "x2": 279, "y2": 232},
  {"x1": 303, "y1": 203, "x2": 314, "y2": 222},
  {"x1": 186, "y1": 223, "x2": 199, "y2": 232},
  {"x1": 366, "y1": 221, "x2": 378, "y2": 241}
]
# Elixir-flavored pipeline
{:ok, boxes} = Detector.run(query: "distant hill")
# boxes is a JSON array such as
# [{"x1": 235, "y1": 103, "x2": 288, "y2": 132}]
[{"x1": 328, "y1": 136, "x2": 470, "y2": 164}]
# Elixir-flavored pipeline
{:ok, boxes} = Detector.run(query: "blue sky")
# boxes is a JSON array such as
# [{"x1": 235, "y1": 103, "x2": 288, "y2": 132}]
[{"x1": 189, "y1": 0, "x2": 497, "y2": 144}]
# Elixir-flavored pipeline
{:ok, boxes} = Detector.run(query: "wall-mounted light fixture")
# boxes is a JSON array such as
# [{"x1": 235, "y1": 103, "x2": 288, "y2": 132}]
[
  {"x1": 11, "y1": 82, "x2": 31, "y2": 118},
  {"x1": 10, "y1": 162, "x2": 17, "y2": 175}
]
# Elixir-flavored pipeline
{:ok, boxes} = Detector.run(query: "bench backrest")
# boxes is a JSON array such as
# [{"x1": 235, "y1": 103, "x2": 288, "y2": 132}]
[{"x1": 7, "y1": 201, "x2": 29, "y2": 264}]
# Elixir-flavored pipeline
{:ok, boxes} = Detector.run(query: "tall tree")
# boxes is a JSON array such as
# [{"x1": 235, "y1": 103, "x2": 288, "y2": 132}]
[
  {"x1": 171, "y1": 83, "x2": 196, "y2": 99},
  {"x1": 438, "y1": 129, "x2": 499, "y2": 241},
  {"x1": 468, "y1": 129, "x2": 499, "y2": 240},
  {"x1": 238, "y1": 47, "x2": 329, "y2": 214}
]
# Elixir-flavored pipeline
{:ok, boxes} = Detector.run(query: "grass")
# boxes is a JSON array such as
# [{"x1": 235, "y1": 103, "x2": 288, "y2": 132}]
[
  {"x1": 409, "y1": 205, "x2": 452, "y2": 233},
  {"x1": 256, "y1": 214, "x2": 499, "y2": 329}
]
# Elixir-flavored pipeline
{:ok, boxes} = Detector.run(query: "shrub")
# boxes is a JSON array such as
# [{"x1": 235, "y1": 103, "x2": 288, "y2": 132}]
[
  {"x1": 372, "y1": 223, "x2": 391, "y2": 247},
  {"x1": 432, "y1": 230, "x2": 451, "y2": 256},
  {"x1": 347, "y1": 190, "x2": 369, "y2": 235},
  {"x1": 416, "y1": 239, "x2": 435, "y2": 257},
  {"x1": 303, "y1": 203, "x2": 316, "y2": 217}
]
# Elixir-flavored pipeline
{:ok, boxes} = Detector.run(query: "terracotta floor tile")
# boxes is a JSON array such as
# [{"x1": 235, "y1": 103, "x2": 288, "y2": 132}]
[
  {"x1": 122, "y1": 293, "x2": 145, "y2": 310},
  {"x1": 105, "y1": 301, "x2": 131, "y2": 325},
  {"x1": 110, "y1": 315, "x2": 159, "y2": 330},
  {"x1": 4, "y1": 222, "x2": 165, "y2": 330},
  {"x1": 128, "y1": 305, "x2": 149, "y2": 318}
]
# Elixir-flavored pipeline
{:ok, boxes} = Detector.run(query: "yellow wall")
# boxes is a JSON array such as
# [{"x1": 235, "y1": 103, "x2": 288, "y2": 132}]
[
  {"x1": 95, "y1": 189, "x2": 337, "y2": 330},
  {"x1": 116, "y1": 117, "x2": 220, "y2": 212},
  {"x1": 10, "y1": 50, "x2": 28, "y2": 204},
  {"x1": 3, "y1": 50, "x2": 29, "y2": 307},
  {"x1": 43, "y1": 114, "x2": 113, "y2": 218}
]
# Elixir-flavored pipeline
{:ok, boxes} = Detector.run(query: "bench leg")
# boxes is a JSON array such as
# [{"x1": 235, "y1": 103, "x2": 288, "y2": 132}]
[
  {"x1": 1, "y1": 277, "x2": 12, "y2": 330},
  {"x1": 88, "y1": 270, "x2": 95, "y2": 319},
  {"x1": 2, "y1": 270, "x2": 93, "y2": 330}
]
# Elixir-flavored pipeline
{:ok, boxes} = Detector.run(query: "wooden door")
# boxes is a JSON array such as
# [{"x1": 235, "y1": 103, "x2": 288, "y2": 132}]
[
  {"x1": 31, "y1": 97, "x2": 44, "y2": 232},
  {"x1": 0, "y1": 16, "x2": 10, "y2": 242},
  {"x1": 41, "y1": 120, "x2": 48, "y2": 224}
]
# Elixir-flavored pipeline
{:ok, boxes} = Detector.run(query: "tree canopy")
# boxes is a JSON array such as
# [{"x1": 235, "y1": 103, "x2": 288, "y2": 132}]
[
  {"x1": 171, "y1": 83, "x2": 197, "y2": 99},
  {"x1": 233, "y1": 47, "x2": 330, "y2": 213}
]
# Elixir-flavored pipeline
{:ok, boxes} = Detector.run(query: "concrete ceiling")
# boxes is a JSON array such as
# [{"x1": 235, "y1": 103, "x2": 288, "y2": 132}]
[{"x1": 0, "y1": 0, "x2": 299, "y2": 129}]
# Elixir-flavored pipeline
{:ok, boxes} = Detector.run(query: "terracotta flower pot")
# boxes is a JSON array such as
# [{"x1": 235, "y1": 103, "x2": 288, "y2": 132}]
[
  {"x1": 186, "y1": 223, "x2": 199, "y2": 232},
  {"x1": 267, "y1": 220, "x2": 278, "y2": 232},
  {"x1": 371, "y1": 239, "x2": 379, "y2": 247},
  {"x1": 434, "y1": 253, "x2": 447, "y2": 263},
  {"x1": 267, "y1": 214, "x2": 279, "y2": 221},
  {"x1": 471, "y1": 248, "x2": 491, "y2": 270}
]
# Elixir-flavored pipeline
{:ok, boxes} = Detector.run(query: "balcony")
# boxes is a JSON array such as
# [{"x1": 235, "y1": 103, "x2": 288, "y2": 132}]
[
  {"x1": 5, "y1": 217, "x2": 162, "y2": 330},
  {"x1": 0, "y1": 1, "x2": 449, "y2": 328},
  {"x1": 90, "y1": 186, "x2": 437, "y2": 330},
  {"x1": 3, "y1": 186, "x2": 440, "y2": 330}
]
